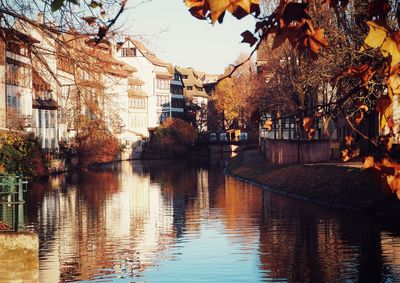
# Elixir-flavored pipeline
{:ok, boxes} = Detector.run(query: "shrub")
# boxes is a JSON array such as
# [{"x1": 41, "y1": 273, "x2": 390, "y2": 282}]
[
  {"x1": 76, "y1": 120, "x2": 120, "y2": 167},
  {"x1": 0, "y1": 131, "x2": 47, "y2": 177},
  {"x1": 153, "y1": 118, "x2": 196, "y2": 156}
]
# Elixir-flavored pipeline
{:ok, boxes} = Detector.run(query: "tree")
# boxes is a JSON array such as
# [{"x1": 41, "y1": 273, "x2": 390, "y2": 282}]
[
  {"x1": 76, "y1": 119, "x2": 120, "y2": 167},
  {"x1": 152, "y1": 118, "x2": 196, "y2": 156},
  {"x1": 213, "y1": 55, "x2": 262, "y2": 130},
  {"x1": 184, "y1": 0, "x2": 400, "y2": 197}
]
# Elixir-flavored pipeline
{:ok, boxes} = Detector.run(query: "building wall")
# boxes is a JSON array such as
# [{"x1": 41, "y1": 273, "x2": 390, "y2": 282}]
[{"x1": 116, "y1": 41, "x2": 159, "y2": 129}]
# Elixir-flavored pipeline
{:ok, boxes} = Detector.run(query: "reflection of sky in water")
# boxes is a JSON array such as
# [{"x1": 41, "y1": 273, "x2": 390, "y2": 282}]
[
  {"x1": 144, "y1": 222, "x2": 262, "y2": 283},
  {"x1": 25, "y1": 160, "x2": 400, "y2": 283}
]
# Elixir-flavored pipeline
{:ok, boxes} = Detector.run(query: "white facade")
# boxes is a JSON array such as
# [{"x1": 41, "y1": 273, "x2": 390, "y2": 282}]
[{"x1": 115, "y1": 38, "x2": 173, "y2": 130}]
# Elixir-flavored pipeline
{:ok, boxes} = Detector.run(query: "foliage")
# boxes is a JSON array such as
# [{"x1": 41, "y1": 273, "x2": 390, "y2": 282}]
[
  {"x1": 213, "y1": 55, "x2": 262, "y2": 130},
  {"x1": 76, "y1": 120, "x2": 121, "y2": 167},
  {"x1": 0, "y1": 131, "x2": 47, "y2": 177},
  {"x1": 152, "y1": 118, "x2": 196, "y2": 156},
  {"x1": 185, "y1": 0, "x2": 400, "y2": 199}
]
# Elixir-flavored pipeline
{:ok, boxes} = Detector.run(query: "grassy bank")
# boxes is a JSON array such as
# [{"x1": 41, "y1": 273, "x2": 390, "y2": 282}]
[{"x1": 227, "y1": 151, "x2": 400, "y2": 216}]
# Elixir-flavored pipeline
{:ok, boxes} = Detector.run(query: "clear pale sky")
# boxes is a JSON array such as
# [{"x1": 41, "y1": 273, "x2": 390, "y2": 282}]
[{"x1": 120, "y1": 0, "x2": 256, "y2": 74}]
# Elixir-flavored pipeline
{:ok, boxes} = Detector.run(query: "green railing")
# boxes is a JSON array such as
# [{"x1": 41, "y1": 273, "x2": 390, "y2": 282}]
[{"x1": 0, "y1": 175, "x2": 28, "y2": 232}]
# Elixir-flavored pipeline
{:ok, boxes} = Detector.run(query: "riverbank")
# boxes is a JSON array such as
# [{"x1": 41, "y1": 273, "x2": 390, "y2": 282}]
[{"x1": 226, "y1": 150, "x2": 400, "y2": 218}]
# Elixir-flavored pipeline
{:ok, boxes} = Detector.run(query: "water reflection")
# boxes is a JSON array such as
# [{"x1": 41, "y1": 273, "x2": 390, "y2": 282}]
[{"x1": 25, "y1": 160, "x2": 400, "y2": 282}]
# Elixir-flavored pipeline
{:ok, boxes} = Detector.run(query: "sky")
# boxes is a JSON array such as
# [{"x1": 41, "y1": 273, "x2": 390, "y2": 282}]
[{"x1": 120, "y1": 0, "x2": 256, "y2": 74}]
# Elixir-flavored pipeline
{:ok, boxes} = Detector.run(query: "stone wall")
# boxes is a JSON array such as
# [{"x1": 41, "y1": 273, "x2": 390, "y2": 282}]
[
  {"x1": 260, "y1": 138, "x2": 333, "y2": 164},
  {"x1": 0, "y1": 232, "x2": 39, "y2": 282}
]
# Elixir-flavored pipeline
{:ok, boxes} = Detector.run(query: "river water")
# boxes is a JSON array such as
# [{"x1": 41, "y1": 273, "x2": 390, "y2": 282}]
[{"x1": 25, "y1": 159, "x2": 400, "y2": 283}]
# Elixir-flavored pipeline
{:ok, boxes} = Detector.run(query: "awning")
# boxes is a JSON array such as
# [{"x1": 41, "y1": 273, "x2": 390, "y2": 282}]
[{"x1": 32, "y1": 98, "x2": 60, "y2": 110}]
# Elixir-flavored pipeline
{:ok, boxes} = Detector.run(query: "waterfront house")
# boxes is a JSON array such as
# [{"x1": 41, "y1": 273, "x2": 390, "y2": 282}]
[
  {"x1": 170, "y1": 69, "x2": 185, "y2": 119},
  {"x1": 175, "y1": 67, "x2": 209, "y2": 132},
  {"x1": 115, "y1": 36, "x2": 173, "y2": 132}
]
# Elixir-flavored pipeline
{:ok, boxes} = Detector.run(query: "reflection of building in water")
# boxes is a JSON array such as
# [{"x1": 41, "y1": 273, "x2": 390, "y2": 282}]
[{"x1": 28, "y1": 162, "x2": 175, "y2": 282}]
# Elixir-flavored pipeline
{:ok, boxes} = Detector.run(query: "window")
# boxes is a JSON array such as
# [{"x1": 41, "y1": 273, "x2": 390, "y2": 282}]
[
  {"x1": 130, "y1": 84, "x2": 142, "y2": 91},
  {"x1": 182, "y1": 75, "x2": 188, "y2": 79},
  {"x1": 156, "y1": 79, "x2": 170, "y2": 90},
  {"x1": 121, "y1": 47, "x2": 136, "y2": 57},
  {"x1": 129, "y1": 97, "x2": 146, "y2": 109},
  {"x1": 6, "y1": 42, "x2": 29, "y2": 57},
  {"x1": 38, "y1": 110, "x2": 42, "y2": 128},
  {"x1": 157, "y1": 95, "x2": 169, "y2": 107},
  {"x1": 6, "y1": 63, "x2": 30, "y2": 87},
  {"x1": 45, "y1": 111, "x2": 49, "y2": 128},
  {"x1": 187, "y1": 86, "x2": 193, "y2": 90}
]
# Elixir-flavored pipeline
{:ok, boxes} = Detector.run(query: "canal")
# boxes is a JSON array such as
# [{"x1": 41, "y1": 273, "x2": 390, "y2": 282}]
[{"x1": 25, "y1": 159, "x2": 400, "y2": 282}]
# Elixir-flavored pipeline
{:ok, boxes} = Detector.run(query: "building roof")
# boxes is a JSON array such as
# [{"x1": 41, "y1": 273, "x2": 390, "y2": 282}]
[
  {"x1": 77, "y1": 79, "x2": 105, "y2": 89},
  {"x1": 1, "y1": 28, "x2": 40, "y2": 44},
  {"x1": 128, "y1": 77, "x2": 145, "y2": 86},
  {"x1": 128, "y1": 89, "x2": 148, "y2": 97},
  {"x1": 121, "y1": 37, "x2": 172, "y2": 71},
  {"x1": 175, "y1": 67, "x2": 209, "y2": 99},
  {"x1": 32, "y1": 98, "x2": 59, "y2": 110}
]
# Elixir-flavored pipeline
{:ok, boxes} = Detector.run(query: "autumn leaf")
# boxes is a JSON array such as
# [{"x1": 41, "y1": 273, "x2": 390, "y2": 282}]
[
  {"x1": 376, "y1": 95, "x2": 392, "y2": 114},
  {"x1": 82, "y1": 16, "x2": 97, "y2": 26},
  {"x1": 303, "y1": 116, "x2": 313, "y2": 131},
  {"x1": 89, "y1": 0, "x2": 102, "y2": 9},
  {"x1": 341, "y1": 148, "x2": 360, "y2": 162},
  {"x1": 363, "y1": 21, "x2": 389, "y2": 49},
  {"x1": 354, "y1": 111, "x2": 364, "y2": 125},
  {"x1": 272, "y1": 26, "x2": 301, "y2": 50},
  {"x1": 241, "y1": 30, "x2": 257, "y2": 46},
  {"x1": 51, "y1": 0, "x2": 65, "y2": 12},
  {"x1": 307, "y1": 128, "x2": 316, "y2": 140},
  {"x1": 367, "y1": 0, "x2": 390, "y2": 19},
  {"x1": 303, "y1": 116, "x2": 315, "y2": 139},
  {"x1": 185, "y1": 0, "x2": 260, "y2": 24},
  {"x1": 345, "y1": 135, "x2": 353, "y2": 146},
  {"x1": 381, "y1": 134, "x2": 394, "y2": 151},
  {"x1": 264, "y1": 120, "x2": 273, "y2": 131},
  {"x1": 387, "y1": 73, "x2": 400, "y2": 95},
  {"x1": 185, "y1": 0, "x2": 210, "y2": 20},
  {"x1": 302, "y1": 24, "x2": 328, "y2": 55},
  {"x1": 279, "y1": 2, "x2": 310, "y2": 29},
  {"x1": 381, "y1": 36, "x2": 400, "y2": 67},
  {"x1": 332, "y1": 64, "x2": 375, "y2": 87}
]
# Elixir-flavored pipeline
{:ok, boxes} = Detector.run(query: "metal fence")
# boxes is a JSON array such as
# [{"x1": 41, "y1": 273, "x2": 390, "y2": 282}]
[{"x1": 0, "y1": 175, "x2": 28, "y2": 232}]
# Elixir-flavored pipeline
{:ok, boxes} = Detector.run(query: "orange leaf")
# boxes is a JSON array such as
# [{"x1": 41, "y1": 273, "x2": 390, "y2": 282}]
[
  {"x1": 264, "y1": 120, "x2": 273, "y2": 131},
  {"x1": 279, "y1": 2, "x2": 310, "y2": 29},
  {"x1": 376, "y1": 95, "x2": 392, "y2": 114},
  {"x1": 354, "y1": 111, "x2": 364, "y2": 125},
  {"x1": 241, "y1": 30, "x2": 257, "y2": 46},
  {"x1": 303, "y1": 116, "x2": 314, "y2": 131},
  {"x1": 345, "y1": 135, "x2": 353, "y2": 146}
]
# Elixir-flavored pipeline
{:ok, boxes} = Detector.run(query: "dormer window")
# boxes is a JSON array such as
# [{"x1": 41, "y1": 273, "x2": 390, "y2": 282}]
[{"x1": 121, "y1": 47, "x2": 136, "y2": 57}]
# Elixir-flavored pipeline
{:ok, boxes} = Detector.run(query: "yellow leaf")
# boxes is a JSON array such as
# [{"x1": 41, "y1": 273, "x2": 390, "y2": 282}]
[
  {"x1": 381, "y1": 37, "x2": 400, "y2": 66},
  {"x1": 208, "y1": 0, "x2": 259, "y2": 23},
  {"x1": 363, "y1": 21, "x2": 388, "y2": 49},
  {"x1": 387, "y1": 74, "x2": 400, "y2": 95}
]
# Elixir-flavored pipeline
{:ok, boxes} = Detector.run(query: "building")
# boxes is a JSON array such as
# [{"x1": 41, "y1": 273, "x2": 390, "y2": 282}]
[
  {"x1": 115, "y1": 37, "x2": 173, "y2": 132},
  {"x1": 175, "y1": 67, "x2": 209, "y2": 132},
  {"x1": 170, "y1": 69, "x2": 185, "y2": 119}
]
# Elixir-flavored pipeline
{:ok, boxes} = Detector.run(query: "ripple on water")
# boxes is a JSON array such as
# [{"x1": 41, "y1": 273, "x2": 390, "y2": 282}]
[{"x1": 24, "y1": 161, "x2": 400, "y2": 283}]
